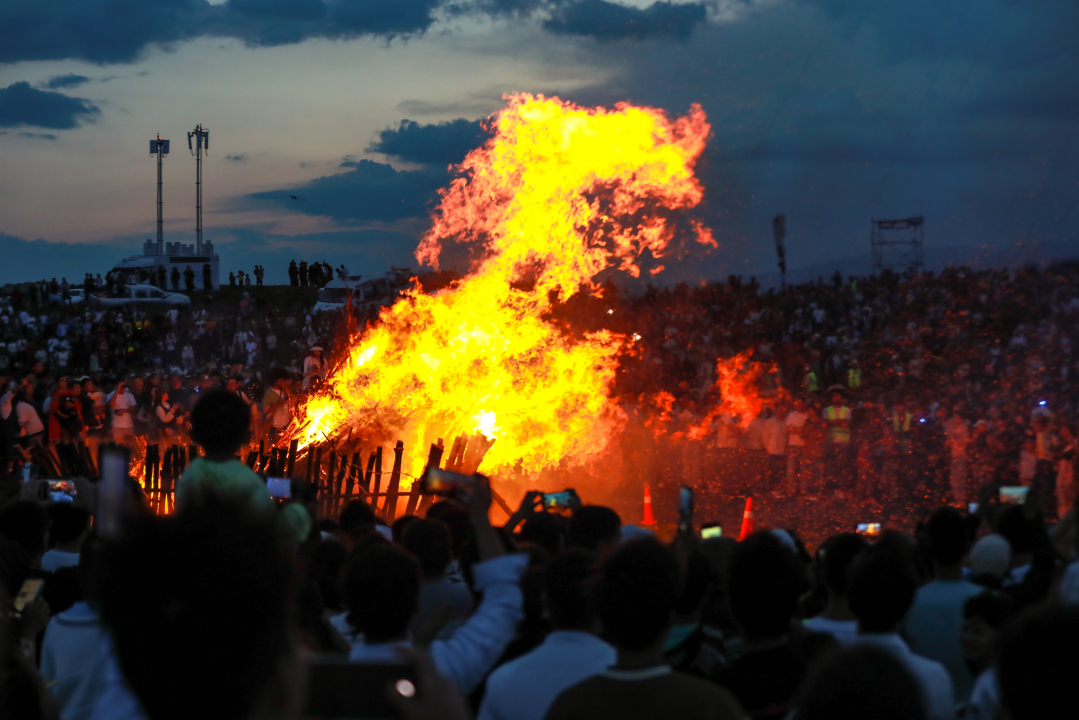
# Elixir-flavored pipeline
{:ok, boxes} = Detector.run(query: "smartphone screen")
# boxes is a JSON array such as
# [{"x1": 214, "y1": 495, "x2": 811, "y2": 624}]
[
  {"x1": 422, "y1": 468, "x2": 475, "y2": 494},
  {"x1": 701, "y1": 525, "x2": 722, "y2": 539},
  {"x1": 543, "y1": 491, "x2": 571, "y2": 509},
  {"x1": 305, "y1": 659, "x2": 418, "y2": 719},
  {"x1": 968, "y1": 502, "x2": 979, "y2": 514},
  {"x1": 48, "y1": 480, "x2": 77, "y2": 503},
  {"x1": 999, "y1": 487, "x2": 1029, "y2": 505},
  {"x1": 856, "y1": 523, "x2": 882, "y2": 536},
  {"x1": 267, "y1": 477, "x2": 292, "y2": 499},
  {"x1": 14, "y1": 578, "x2": 45, "y2": 614}
]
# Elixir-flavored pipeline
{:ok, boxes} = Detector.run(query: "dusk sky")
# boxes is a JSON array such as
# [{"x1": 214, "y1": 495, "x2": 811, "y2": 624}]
[{"x1": 1, "y1": 0, "x2": 1077, "y2": 286}]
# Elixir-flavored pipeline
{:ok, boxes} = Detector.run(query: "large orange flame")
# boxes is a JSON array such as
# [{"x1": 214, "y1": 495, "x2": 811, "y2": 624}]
[{"x1": 295, "y1": 94, "x2": 711, "y2": 484}]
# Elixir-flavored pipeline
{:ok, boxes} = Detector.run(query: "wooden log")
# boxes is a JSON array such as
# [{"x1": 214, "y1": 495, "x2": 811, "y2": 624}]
[
  {"x1": 344, "y1": 452, "x2": 361, "y2": 509},
  {"x1": 407, "y1": 438, "x2": 443, "y2": 518},
  {"x1": 383, "y1": 441, "x2": 404, "y2": 521},
  {"x1": 144, "y1": 444, "x2": 156, "y2": 491},
  {"x1": 244, "y1": 450, "x2": 258, "y2": 469},
  {"x1": 363, "y1": 452, "x2": 376, "y2": 494},
  {"x1": 332, "y1": 453, "x2": 347, "y2": 517},
  {"x1": 461, "y1": 434, "x2": 496, "y2": 476},
  {"x1": 489, "y1": 485, "x2": 514, "y2": 519},
  {"x1": 372, "y1": 446, "x2": 384, "y2": 511},
  {"x1": 325, "y1": 451, "x2": 337, "y2": 514},
  {"x1": 314, "y1": 446, "x2": 324, "y2": 486},
  {"x1": 445, "y1": 434, "x2": 466, "y2": 472},
  {"x1": 287, "y1": 440, "x2": 298, "y2": 477}
]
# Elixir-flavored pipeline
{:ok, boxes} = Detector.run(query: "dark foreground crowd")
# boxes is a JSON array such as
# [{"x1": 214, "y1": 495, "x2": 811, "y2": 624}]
[{"x1": 1, "y1": 388, "x2": 1077, "y2": 720}]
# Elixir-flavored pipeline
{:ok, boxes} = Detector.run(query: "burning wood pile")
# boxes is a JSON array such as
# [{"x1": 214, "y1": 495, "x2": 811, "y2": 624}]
[{"x1": 287, "y1": 94, "x2": 714, "y2": 500}]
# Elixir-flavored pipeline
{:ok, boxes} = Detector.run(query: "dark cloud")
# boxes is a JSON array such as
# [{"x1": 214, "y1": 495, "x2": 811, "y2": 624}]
[
  {"x1": 16, "y1": 132, "x2": 58, "y2": 140},
  {"x1": 0, "y1": 82, "x2": 101, "y2": 129},
  {"x1": 248, "y1": 158, "x2": 448, "y2": 223},
  {"x1": 543, "y1": 0, "x2": 707, "y2": 41},
  {"x1": 367, "y1": 118, "x2": 489, "y2": 167},
  {"x1": 0, "y1": 0, "x2": 710, "y2": 65},
  {"x1": 0, "y1": 0, "x2": 442, "y2": 65},
  {"x1": 43, "y1": 73, "x2": 91, "y2": 89},
  {"x1": 226, "y1": 153, "x2": 247, "y2": 162},
  {"x1": 533, "y1": 0, "x2": 1079, "y2": 280}
]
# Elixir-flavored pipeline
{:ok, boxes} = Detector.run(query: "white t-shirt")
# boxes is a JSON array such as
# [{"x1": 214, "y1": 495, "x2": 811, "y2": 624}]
[
  {"x1": 786, "y1": 410, "x2": 807, "y2": 446},
  {"x1": 110, "y1": 391, "x2": 137, "y2": 429},
  {"x1": 18, "y1": 402, "x2": 44, "y2": 436},
  {"x1": 803, "y1": 616, "x2": 858, "y2": 645}
]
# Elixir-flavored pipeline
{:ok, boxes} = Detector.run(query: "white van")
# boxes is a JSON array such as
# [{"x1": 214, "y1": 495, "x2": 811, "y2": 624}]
[
  {"x1": 311, "y1": 268, "x2": 414, "y2": 314},
  {"x1": 311, "y1": 275, "x2": 364, "y2": 314}
]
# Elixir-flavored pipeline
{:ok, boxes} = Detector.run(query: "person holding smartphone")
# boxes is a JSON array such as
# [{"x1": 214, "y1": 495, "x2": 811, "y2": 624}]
[
  {"x1": 109, "y1": 380, "x2": 137, "y2": 446},
  {"x1": 262, "y1": 368, "x2": 293, "y2": 443}
]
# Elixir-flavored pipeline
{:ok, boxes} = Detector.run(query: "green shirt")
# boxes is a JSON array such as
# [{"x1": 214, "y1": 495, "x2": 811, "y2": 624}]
[
  {"x1": 176, "y1": 457, "x2": 274, "y2": 512},
  {"x1": 176, "y1": 457, "x2": 311, "y2": 543}
]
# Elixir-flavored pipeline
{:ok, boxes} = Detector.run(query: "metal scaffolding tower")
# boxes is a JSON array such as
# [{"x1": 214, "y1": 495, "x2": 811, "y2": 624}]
[
  {"x1": 871, "y1": 217, "x2": 924, "y2": 273},
  {"x1": 150, "y1": 135, "x2": 170, "y2": 255},
  {"x1": 187, "y1": 124, "x2": 209, "y2": 253}
]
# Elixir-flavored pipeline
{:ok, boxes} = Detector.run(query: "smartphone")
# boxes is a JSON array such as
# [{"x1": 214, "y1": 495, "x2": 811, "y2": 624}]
[
  {"x1": 305, "y1": 659, "x2": 419, "y2": 718},
  {"x1": 267, "y1": 477, "x2": 292, "y2": 499},
  {"x1": 1000, "y1": 486, "x2": 1029, "y2": 505},
  {"x1": 420, "y1": 468, "x2": 476, "y2": 495},
  {"x1": 46, "y1": 480, "x2": 77, "y2": 503},
  {"x1": 543, "y1": 491, "x2": 573, "y2": 510},
  {"x1": 968, "y1": 502, "x2": 979, "y2": 514},
  {"x1": 857, "y1": 523, "x2": 882, "y2": 536},
  {"x1": 678, "y1": 486, "x2": 693, "y2": 534},
  {"x1": 13, "y1": 578, "x2": 45, "y2": 615},
  {"x1": 98, "y1": 448, "x2": 128, "y2": 540},
  {"x1": 701, "y1": 524, "x2": 722, "y2": 539}
]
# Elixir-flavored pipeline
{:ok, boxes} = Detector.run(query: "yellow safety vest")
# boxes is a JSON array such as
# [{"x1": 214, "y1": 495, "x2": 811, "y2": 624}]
[
  {"x1": 824, "y1": 405, "x2": 851, "y2": 443},
  {"x1": 805, "y1": 372, "x2": 818, "y2": 393},
  {"x1": 848, "y1": 368, "x2": 862, "y2": 388}
]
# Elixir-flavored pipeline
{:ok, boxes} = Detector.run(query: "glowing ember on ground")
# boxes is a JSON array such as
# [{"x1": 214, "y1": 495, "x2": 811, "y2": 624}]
[{"x1": 292, "y1": 94, "x2": 712, "y2": 484}]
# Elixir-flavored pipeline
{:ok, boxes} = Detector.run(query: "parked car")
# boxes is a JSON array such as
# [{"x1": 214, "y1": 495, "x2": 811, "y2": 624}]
[
  {"x1": 68, "y1": 288, "x2": 85, "y2": 304},
  {"x1": 92, "y1": 284, "x2": 191, "y2": 308}
]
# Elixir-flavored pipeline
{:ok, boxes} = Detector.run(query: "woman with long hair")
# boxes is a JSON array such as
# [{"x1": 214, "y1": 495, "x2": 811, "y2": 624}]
[{"x1": 153, "y1": 387, "x2": 182, "y2": 442}]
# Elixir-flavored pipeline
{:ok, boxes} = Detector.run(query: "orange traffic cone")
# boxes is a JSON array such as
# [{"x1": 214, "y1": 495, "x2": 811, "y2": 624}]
[
  {"x1": 642, "y1": 483, "x2": 656, "y2": 525},
  {"x1": 738, "y1": 496, "x2": 754, "y2": 540}
]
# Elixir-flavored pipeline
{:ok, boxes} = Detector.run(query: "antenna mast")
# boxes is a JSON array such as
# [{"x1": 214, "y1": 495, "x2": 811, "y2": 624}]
[
  {"x1": 150, "y1": 134, "x2": 170, "y2": 254},
  {"x1": 187, "y1": 124, "x2": 209, "y2": 253}
]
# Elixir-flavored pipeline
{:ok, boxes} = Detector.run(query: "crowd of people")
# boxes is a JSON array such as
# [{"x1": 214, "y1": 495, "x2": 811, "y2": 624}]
[
  {"x1": 606, "y1": 263, "x2": 1079, "y2": 522},
  {"x1": 0, "y1": 285, "x2": 337, "y2": 469},
  {"x1": 1, "y1": 384, "x2": 1076, "y2": 720}
]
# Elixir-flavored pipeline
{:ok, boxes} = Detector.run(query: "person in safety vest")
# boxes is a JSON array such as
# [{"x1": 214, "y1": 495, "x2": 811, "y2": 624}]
[{"x1": 821, "y1": 386, "x2": 853, "y2": 495}]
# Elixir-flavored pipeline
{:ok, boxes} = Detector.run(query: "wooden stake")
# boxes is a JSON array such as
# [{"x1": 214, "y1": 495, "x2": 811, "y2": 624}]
[{"x1": 383, "y1": 441, "x2": 404, "y2": 521}]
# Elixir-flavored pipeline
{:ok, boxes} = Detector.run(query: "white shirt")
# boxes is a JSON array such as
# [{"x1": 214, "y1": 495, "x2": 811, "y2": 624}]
[
  {"x1": 958, "y1": 668, "x2": 999, "y2": 720},
  {"x1": 349, "y1": 553, "x2": 527, "y2": 694},
  {"x1": 853, "y1": 633, "x2": 954, "y2": 720},
  {"x1": 0, "y1": 390, "x2": 14, "y2": 420},
  {"x1": 902, "y1": 579, "x2": 983, "y2": 702},
  {"x1": 803, "y1": 616, "x2": 858, "y2": 645},
  {"x1": 42, "y1": 549, "x2": 81, "y2": 572},
  {"x1": 785, "y1": 410, "x2": 807, "y2": 446},
  {"x1": 110, "y1": 391, "x2": 137, "y2": 429},
  {"x1": 41, "y1": 602, "x2": 109, "y2": 720},
  {"x1": 761, "y1": 416, "x2": 787, "y2": 455},
  {"x1": 1058, "y1": 560, "x2": 1079, "y2": 606},
  {"x1": 479, "y1": 630, "x2": 615, "y2": 720},
  {"x1": 18, "y1": 401, "x2": 44, "y2": 436}
]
